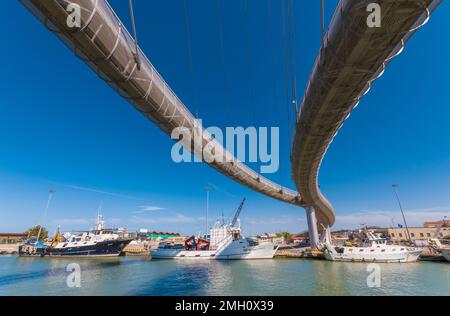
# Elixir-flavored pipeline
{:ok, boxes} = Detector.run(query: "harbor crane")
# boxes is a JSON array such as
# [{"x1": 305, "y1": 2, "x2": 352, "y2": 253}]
[{"x1": 231, "y1": 198, "x2": 246, "y2": 228}]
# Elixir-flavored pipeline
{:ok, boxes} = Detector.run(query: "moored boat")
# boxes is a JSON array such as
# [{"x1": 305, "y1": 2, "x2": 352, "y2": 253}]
[
  {"x1": 322, "y1": 230, "x2": 422, "y2": 263},
  {"x1": 46, "y1": 213, "x2": 132, "y2": 258},
  {"x1": 151, "y1": 199, "x2": 279, "y2": 260},
  {"x1": 18, "y1": 190, "x2": 55, "y2": 257},
  {"x1": 18, "y1": 239, "x2": 48, "y2": 257}
]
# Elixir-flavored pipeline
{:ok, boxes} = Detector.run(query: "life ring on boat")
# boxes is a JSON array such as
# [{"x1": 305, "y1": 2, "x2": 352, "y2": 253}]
[{"x1": 31, "y1": 248, "x2": 36, "y2": 255}]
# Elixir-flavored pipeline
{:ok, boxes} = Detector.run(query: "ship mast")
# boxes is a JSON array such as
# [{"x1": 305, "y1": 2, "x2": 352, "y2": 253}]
[
  {"x1": 205, "y1": 186, "x2": 211, "y2": 236},
  {"x1": 36, "y1": 189, "x2": 55, "y2": 242},
  {"x1": 96, "y1": 201, "x2": 105, "y2": 231}
]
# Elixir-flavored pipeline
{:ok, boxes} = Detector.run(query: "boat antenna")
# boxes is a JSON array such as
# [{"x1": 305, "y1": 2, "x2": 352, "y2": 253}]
[
  {"x1": 390, "y1": 217, "x2": 396, "y2": 229},
  {"x1": 205, "y1": 186, "x2": 211, "y2": 235},
  {"x1": 36, "y1": 189, "x2": 56, "y2": 242},
  {"x1": 96, "y1": 201, "x2": 104, "y2": 230}
]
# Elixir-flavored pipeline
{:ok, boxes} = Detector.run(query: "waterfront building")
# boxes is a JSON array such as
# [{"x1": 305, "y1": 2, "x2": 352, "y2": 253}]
[
  {"x1": 0, "y1": 233, "x2": 28, "y2": 253},
  {"x1": 387, "y1": 226, "x2": 450, "y2": 243},
  {"x1": 424, "y1": 220, "x2": 450, "y2": 228},
  {"x1": 0, "y1": 233, "x2": 27, "y2": 245}
]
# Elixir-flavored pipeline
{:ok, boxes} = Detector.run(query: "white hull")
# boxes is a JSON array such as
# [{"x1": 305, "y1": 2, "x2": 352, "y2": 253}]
[
  {"x1": 151, "y1": 239, "x2": 278, "y2": 260},
  {"x1": 323, "y1": 243, "x2": 422, "y2": 263},
  {"x1": 151, "y1": 249, "x2": 217, "y2": 259},
  {"x1": 215, "y1": 241, "x2": 277, "y2": 260},
  {"x1": 324, "y1": 250, "x2": 422, "y2": 263}
]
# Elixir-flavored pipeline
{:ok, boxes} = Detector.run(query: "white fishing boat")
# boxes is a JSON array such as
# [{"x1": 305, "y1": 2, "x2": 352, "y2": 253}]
[
  {"x1": 322, "y1": 230, "x2": 422, "y2": 263},
  {"x1": 151, "y1": 199, "x2": 278, "y2": 260}
]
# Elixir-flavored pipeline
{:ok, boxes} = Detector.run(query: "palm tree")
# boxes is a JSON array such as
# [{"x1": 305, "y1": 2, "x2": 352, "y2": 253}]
[
  {"x1": 277, "y1": 232, "x2": 293, "y2": 243},
  {"x1": 26, "y1": 225, "x2": 48, "y2": 241}
]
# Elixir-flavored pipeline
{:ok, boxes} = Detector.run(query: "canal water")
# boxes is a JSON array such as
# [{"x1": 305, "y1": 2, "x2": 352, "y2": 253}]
[{"x1": 0, "y1": 256, "x2": 448, "y2": 296}]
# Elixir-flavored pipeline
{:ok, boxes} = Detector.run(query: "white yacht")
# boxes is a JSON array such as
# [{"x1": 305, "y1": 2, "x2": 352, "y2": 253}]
[
  {"x1": 322, "y1": 230, "x2": 422, "y2": 263},
  {"x1": 151, "y1": 199, "x2": 279, "y2": 260}
]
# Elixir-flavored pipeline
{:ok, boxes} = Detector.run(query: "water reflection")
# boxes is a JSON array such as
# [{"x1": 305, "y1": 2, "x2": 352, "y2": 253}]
[{"x1": 0, "y1": 256, "x2": 448, "y2": 296}]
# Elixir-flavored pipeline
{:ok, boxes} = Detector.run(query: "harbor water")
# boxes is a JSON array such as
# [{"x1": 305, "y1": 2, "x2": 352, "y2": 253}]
[{"x1": 0, "y1": 256, "x2": 449, "y2": 296}]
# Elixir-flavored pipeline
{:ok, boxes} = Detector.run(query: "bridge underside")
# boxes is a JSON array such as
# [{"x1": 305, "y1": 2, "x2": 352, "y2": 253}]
[
  {"x1": 292, "y1": 0, "x2": 442, "y2": 231},
  {"x1": 20, "y1": 0, "x2": 304, "y2": 207}
]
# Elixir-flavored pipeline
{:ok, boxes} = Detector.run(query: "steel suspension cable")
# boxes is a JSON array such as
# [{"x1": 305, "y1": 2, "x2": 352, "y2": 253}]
[
  {"x1": 287, "y1": 0, "x2": 298, "y2": 114},
  {"x1": 183, "y1": 0, "x2": 198, "y2": 115},
  {"x1": 128, "y1": 0, "x2": 140, "y2": 69},
  {"x1": 266, "y1": 0, "x2": 279, "y2": 122},
  {"x1": 215, "y1": 0, "x2": 231, "y2": 125},
  {"x1": 281, "y1": 0, "x2": 293, "y2": 156},
  {"x1": 243, "y1": 0, "x2": 257, "y2": 124},
  {"x1": 321, "y1": 0, "x2": 325, "y2": 47},
  {"x1": 267, "y1": 0, "x2": 284, "y2": 183}
]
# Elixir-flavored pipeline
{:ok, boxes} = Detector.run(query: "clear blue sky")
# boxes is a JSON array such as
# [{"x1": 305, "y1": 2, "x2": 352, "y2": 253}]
[{"x1": 1, "y1": 1, "x2": 449, "y2": 235}]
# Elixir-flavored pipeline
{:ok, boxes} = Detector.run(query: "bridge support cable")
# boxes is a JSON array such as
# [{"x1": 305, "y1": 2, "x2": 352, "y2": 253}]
[
  {"x1": 266, "y1": 0, "x2": 284, "y2": 184},
  {"x1": 215, "y1": 0, "x2": 231, "y2": 125},
  {"x1": 128, "y1": 0, "x2": 140, "y2": 70},
  {"x1": 20, "y1": 0, "x2": 304, "y2": 208},
  {"x1": 266, "y1": 0, "x2": 280, "y2": 126},
  {"x1": 292, "y1": 0, "x2": 443, "y2": 230},
  {"x1": 320, "y1": 0, "x2": 325, "y2": 48},
  {"x1": 243, "y1": 0, "x2": 257, "y2": 125},
  {"x1": 287, "y1": 0, "x2": 298, "y2": 115},
  {"x1": 281, "y1": 0, "x2": 293, "y2": 156},
  {"x1": 183, "y1": 0, "x2": 199, "y2": 116}
]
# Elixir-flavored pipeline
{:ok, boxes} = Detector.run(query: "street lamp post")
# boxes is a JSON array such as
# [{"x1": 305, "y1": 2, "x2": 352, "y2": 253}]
[{"x1": 391, "y1": 184, "x2": 412, "y2": 244}]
